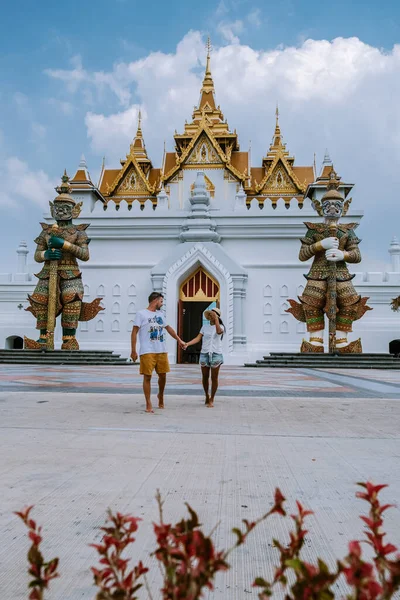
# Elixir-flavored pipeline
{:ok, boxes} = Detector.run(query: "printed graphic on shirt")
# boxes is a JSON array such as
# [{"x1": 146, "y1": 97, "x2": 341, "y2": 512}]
[{"x1": 148, "y1": 315, "x2": 165, "y2": 343}]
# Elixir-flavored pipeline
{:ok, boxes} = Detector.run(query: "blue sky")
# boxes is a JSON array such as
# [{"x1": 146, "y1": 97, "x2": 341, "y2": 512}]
[{"x1": 1, "y1": 0, "x2": 400, "y2": 270}]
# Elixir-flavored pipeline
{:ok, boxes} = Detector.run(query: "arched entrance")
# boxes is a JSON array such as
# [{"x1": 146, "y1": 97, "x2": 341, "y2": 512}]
[
  {"x1": 177, "y1": 267, "x2": 220, "y2": 364},
  {"x1": 5, "y1": 335, "x2": 24, "y2": 349}
]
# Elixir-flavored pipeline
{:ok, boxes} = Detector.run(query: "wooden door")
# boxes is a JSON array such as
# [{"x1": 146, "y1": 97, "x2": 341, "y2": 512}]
[{"x1": 177, "y1": 299, "x2": 184, "y2": 364}]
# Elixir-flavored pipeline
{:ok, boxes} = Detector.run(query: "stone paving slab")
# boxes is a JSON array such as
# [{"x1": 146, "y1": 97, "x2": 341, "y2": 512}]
[
  {"x1": 1, "y1": 365, "x2": 400, "y2": 599},
  {"x1": 1, "y1": 364, "x2": 398, "y2": 397}
]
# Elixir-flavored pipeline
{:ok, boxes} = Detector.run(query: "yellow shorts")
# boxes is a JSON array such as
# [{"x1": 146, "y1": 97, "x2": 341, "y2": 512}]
[{"x1": 140, "y1": 352, "x2": 170, "y2": 376}]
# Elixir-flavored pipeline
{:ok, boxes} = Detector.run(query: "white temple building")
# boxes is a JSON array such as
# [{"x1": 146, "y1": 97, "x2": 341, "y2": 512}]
[{"x1": 1, "y1": 51, "x2": 400, "y2": 362}]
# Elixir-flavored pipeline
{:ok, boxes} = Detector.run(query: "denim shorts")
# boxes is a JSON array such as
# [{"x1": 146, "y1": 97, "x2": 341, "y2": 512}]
[{"x1": 199, "y1": 352, "x2": 224, "y2": 368}]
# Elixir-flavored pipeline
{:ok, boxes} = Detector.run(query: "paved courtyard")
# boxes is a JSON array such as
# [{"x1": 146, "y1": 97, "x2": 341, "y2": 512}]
[{"x1": 1, "y1": 364, "x2": 399, "y2": 599}]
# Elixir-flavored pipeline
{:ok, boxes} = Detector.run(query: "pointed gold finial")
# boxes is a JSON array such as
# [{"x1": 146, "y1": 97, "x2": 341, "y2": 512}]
[
  {"x1": 136, "y1": 109, "x2": 142, "y2": 137},
  {"x1": 206, "y1": 36, "x2": 211, "y2": 57},
  {"x1": 205, "y1": 37, "x2": 212, "y2": 79},
  {"x1": 272, "y1": 104, "x2": 282, "y2": 147}
]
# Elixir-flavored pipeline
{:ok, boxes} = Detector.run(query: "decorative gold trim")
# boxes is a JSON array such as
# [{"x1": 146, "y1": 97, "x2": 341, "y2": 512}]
[
  {"x1": 179, "y1": 267, "x2": 220, "y2": 302},
  {"x1": 105, "y1": 154, "x2": 156, "y2": 197},
  {"x1": 256, "y1": 156, "x2": 306, "y2": 195},
  {"x1": 314, "y1": 241, "x2": 324, "y2": 253},
  {"x1": 163, "y1": 123, "x2": 245, "y2": 183},
  {"x1": 62, "y1": 240, "x2": 72, "y2": 251},
  {"x1": 336, "y1": 338, "x2": 362, "y2": 354},
  {"x1": 300, "y1": 339, "x2": 324, "y2": 353}
]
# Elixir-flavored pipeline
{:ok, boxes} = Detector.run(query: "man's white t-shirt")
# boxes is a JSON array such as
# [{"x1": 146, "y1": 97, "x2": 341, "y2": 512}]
[
  {"x1": 200, "y1": 323, "x2": 224, "y2": 354},
  {"x1": 133, "y1": 309, "x2": 169, "y2": 355}
]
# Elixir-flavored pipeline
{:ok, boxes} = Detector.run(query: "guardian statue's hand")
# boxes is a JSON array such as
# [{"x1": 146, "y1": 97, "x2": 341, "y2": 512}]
[
  {"x1": 326, "y1": 248, "x2": 344, "y2": 262},
  {"x1": 320, "y1": 237, "x2": 339, "y2": 250},
  {"x1": 44, "y1": 249, "x2": 63, "y2": 260},
  {"x1": 48, "y1": 236, "x2": 65, "y2": 249}
]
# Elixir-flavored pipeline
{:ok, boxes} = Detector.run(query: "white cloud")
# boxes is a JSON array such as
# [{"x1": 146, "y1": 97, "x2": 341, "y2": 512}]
[
  {"x1": 85, "y1": 105, "x2": 142, "y2": 158},
  {"x1": 247, "y1": 8, "x2": 262, "y2": 28},
  {"x1": 43, "y1": 32, "x2": 400, "y2": 257},
  {"x1": 217, "y1": 19, "x2": 244, "y2": 44},
  {"x1": 44, "y1": 55, "x2": 87, "y2": 93},
  {"x1": 0, "y1": 157, "x2": 56, "y2": 209}
]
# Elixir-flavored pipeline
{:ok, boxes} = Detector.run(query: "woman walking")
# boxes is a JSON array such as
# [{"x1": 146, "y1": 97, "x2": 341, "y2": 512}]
[{"x1": 184, "y1": 308, "x2": 224, "y2": 407}]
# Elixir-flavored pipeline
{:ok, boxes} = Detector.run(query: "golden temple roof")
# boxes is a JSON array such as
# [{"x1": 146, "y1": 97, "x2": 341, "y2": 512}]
[
  {"x1": 98, "y1": 169, "x2": 120, "y2": 195},
  {"x1": 93, "y1": 44, "x2": 315, "y2": 206}
]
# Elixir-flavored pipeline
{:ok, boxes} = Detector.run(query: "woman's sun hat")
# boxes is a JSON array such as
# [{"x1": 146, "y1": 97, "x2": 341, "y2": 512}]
[{"x1": 204, "y1": 307, "x2": 221, "y2": 320}]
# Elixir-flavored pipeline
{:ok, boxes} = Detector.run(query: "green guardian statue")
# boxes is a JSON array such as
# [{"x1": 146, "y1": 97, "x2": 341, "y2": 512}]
[{"x1": 24, "y1": 172, "x2": 103, "y2": 350}]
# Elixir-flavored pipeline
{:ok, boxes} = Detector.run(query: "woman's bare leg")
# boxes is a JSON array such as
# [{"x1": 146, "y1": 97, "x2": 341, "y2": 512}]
[
  {"x1": 201, "y1": 366, "x2": 211, "y2": 405},
  {"x1": 209, "y1": 365, "x2": 221, "y2": 407}
]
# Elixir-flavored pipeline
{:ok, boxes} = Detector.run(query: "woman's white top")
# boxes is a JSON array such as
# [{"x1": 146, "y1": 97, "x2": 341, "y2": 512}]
[{"x1": 200, "y1": 323, "x2": 224, "y2": 354}]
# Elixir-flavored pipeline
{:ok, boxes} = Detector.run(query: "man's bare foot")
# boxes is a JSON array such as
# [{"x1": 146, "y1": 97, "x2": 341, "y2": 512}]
[
  {"x1": 157, "y1": 394, "x2": 165, "y2": 409},
  {"x1": 204, "y1": 395, "x2": 210, "y2": 406},
  {"x1": 207, "y1": 401, "x2": 214, "y2": 408},
  {"x1": 145, "y1": 406, "x2": 154, "y2": 413}
]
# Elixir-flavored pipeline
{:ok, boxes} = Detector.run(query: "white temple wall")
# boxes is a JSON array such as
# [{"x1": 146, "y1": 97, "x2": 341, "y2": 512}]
[
  {"x1": 1, "y1": 182, "x2": 400, "y2": 359},
  {"x1": 180, "y1": 168, "x2": 228, "y2": 211}
]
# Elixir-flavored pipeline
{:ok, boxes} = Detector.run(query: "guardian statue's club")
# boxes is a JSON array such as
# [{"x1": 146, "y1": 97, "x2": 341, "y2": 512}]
[
  {"x1": 287, "y1": 170, "x2": 372, "y2": 353},
  {"x1": 24, "y1": 173, "x2": 103, "y2": 350}
]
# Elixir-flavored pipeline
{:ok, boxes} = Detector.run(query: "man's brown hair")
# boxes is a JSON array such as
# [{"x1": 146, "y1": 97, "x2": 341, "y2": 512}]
[{"x1": 148, "y1": 292, "x2": 164, "y2": 303}]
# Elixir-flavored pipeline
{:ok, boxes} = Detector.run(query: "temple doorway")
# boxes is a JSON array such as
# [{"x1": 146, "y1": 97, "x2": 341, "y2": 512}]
[{"x1": 177, "y1": 267, "x2": 220, "y2": 364}]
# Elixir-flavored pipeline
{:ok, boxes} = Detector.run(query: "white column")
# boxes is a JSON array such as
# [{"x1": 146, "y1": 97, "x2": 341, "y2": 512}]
[
  {"x1": 232, "y1": 275, "x2": 247, "y2": 347},
  {"x1": 16, "y1": 241, "x2": 29, "y2": 273},
  {"x1": 389, "y1": 236, "x2": 400, "y2": 272}
]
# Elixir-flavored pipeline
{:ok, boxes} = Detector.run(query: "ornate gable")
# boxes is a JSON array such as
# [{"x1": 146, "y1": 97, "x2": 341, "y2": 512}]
[
  {"x1": 114, "y1": 164, "x2": 149, "y2": 195},
  {"x1": 260, "y1": 158, "x2": 304, "y2": 196},
  {"x1": 100, "y1": 112, "x2": 158, "y2": 200},
  {"x1": 104, "y1": 155, "x2": 155, "y2": 197},
  {"x1": 186, "y1": 132, "x2": 224, "y2": 166},
  {"x1": 253, "y1": 110, "x2": 309, "y2": 200}
]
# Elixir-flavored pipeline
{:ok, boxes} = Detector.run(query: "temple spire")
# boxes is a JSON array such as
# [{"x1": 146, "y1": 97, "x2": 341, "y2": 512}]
[
  {"x1": 129, "y1": 109, "x2": 149, "y2": 160},
  {"x1": 137, "y1": 110, "x2": 142, "y2": 137},
  {"x1": 272, "y1": 104, "x2": 283, "y2": 147},
  {"x1": 198, "y1": 37, "x2": 216, "y2": 111}
]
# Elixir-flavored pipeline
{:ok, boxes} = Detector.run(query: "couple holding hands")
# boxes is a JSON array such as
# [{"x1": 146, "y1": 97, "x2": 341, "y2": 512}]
[{"x1": 131, "y1": 292, "x2": 225, "y2": 413}]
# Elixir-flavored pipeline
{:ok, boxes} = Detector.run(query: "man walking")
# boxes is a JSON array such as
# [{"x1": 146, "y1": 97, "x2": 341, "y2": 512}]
[{"x1": 131, "y1": 292, "x2": 184, "y2": 413}]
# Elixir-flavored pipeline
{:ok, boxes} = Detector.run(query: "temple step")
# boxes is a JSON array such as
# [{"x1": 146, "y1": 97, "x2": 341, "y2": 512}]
[
  {"x1": 245, "y1": 352, "x2": 400, "y2": 369},
  {"x1": 0, "y1": 349, "x2": 135, "y2": 366}
]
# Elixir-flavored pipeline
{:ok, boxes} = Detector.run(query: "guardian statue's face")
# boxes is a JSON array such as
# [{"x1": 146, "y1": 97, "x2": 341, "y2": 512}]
[
  {"x1": 322, "y1": 199, "x2": 343, "y2": 220},
  {"x1": 51, "y1": 201, "x2": 74, "y2": 221}
]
